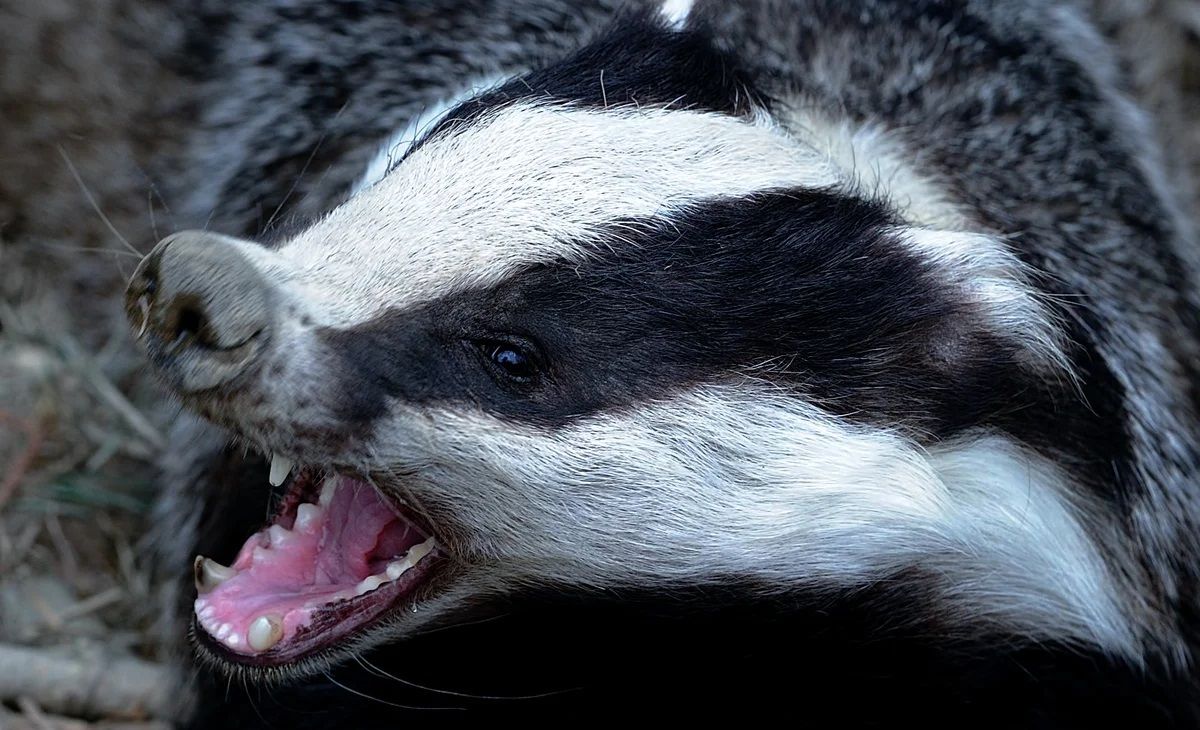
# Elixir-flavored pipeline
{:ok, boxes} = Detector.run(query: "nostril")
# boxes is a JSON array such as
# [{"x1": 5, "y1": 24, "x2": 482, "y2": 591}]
[
  {"x1": 174, "y1": 302, "x2": 208, "y2": 345},
  {"x1": 139, "y1": 260, "x2": 158, "y2": 293},
  {"x1": 127, "y1": 229, "x2": 272, "y2": 392},
  {"x1": 165, "y1": 296, "x2": 256, "y2": 351}
]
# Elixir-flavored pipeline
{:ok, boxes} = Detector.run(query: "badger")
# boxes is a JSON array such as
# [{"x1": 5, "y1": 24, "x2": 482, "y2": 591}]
[{"x1": 127, "y1": 0, "x2": 1200, "y2": 725}]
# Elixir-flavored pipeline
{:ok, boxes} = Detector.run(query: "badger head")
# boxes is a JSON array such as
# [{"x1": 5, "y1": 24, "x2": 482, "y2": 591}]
[{"x1": 125, "y1": 9, "x2": 1143, "y2": 679}]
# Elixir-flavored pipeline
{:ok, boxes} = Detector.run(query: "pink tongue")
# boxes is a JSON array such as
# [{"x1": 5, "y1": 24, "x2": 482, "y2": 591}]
[{"x1": 194, "y1": 476, "x2": 420, "y2": 654}]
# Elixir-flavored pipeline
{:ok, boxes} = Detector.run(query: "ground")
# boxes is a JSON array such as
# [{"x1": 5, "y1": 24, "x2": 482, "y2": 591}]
[{"x1": 0, "y1": 0, "x2": 1197, "y2": 726}]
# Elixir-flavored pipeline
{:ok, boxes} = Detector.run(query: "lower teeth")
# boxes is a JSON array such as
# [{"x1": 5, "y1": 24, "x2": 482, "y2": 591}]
[
  {"x1": 194, "y1": 534, "x2": 438, "y2": 653},
  {"x1": 355, "y1": 575, "x2": 388, "y2": 596},
  {"x1": 248, "y1": 614, "x2": 284, "y2": 651},
  {"x1": 357, "y1": 536, "x2": 437, "y2": 596}
]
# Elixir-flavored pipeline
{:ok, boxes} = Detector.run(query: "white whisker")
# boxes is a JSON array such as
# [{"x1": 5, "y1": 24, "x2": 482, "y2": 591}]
[
  {"x1": 56, "y1": 145, "x2": 142, "y2": 257},
  {"x1": 353, "y1": 654, "x2": 577, "y2": 701},
  {"x1": 320, "y1": 671, "x2": 463, "y2": 711}
]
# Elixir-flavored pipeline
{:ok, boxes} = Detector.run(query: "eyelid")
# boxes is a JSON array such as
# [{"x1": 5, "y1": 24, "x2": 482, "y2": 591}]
[
  {"x1": 476, "y1": 331, "x2": 539, "y2": 354},
  {"x1": 466, "y1": 336, "x2": 543, "y2": 385},
  {"x1": 469, "y1": 333, "x2": 541, "y2": 362}
]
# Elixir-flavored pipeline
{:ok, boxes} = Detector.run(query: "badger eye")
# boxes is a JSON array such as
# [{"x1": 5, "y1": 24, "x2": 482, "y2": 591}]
[{"x1": 479, "y1": 340, "x2": 539, "y2": 384}]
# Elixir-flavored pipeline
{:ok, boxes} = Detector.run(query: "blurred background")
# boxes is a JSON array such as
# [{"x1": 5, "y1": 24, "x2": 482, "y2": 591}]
[{"x1": 0, "y1": 1, "x2": 1197, "y2": 727}]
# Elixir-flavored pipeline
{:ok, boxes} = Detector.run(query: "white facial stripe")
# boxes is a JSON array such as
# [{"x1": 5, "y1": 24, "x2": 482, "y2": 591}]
[
  {"x1": 277, "y1": 102, "x2": 841, "y2": 326},
  {"x1": 781, "y1": 109, "x2": 969, "y2": 230},
  {"x1": 372, "y1": 386, "x2": 1138, "y2": 657},
  {"x1": 353, "y1": 75, "x2": 508, "y2": 195},
  {"x1": 252, "y1": 90, "x2": 1069, "y2": 387}
]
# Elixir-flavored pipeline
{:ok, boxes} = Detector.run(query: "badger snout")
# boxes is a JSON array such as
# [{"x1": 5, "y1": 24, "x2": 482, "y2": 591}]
[{"x1": 126, "y1": 230, "x2": 273, "y2": 393}]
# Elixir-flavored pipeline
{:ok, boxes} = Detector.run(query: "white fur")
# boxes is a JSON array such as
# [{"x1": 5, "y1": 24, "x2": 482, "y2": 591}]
[
  {"x1": 353, "y1": 75, "x2": 507, "y2": 195},
  {"x1": 361, "y1": 385, "x2": 1139, "y2": 658},
  {"x1": 780, "y1": 109, "x2": 968, "y2": 229},
  {"x1": 264, "y1": 102, "x2": 842, "y2": 325},
  {"x1": 243, "y1": 100, "x2": 1072, "y2": 381},
  {"x1": 659, "y1": 0, "x2": 694, "y2": 29}
]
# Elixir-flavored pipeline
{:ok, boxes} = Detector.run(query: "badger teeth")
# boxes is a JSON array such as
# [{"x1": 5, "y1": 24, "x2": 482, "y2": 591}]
[
  {"x1": 406, "y1": 537, "x2": 435, "y2": 564},
  {"x1": 267, "y1": 524, "x2": 294, "y2": 547},
  {"x1": 247, "y1": 614, "x2": 283, "y2": 651},
  {"x1": 354, "y1": 574, "x2": 388, "y2": 597},
  {"x1": 318, "y1": 477, "x2": 338, "y2": 506},
  {"x1": 359, "y1": 538, "x2": 439, "y2": 596},
  {"x1": 268, "y1": 454, "x2": 294, "y2": 487},
  {"x1": 387, "y1": 537, "x2": 436, "y2": 579},
  {"x1": 295, "y1": 503, "x2": 322, "y2": 533},
  {"x1": 194, "y1": 556, "x2": 236, "y2": 594}
]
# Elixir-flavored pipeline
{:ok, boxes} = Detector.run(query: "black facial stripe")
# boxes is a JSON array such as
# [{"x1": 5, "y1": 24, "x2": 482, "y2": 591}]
[
  {"x1": 398, "y1": 9, "x2": 763, "y2": 168},
  {"x1": 317, "y1": 189, "x2": 1057, "y2": 443}
]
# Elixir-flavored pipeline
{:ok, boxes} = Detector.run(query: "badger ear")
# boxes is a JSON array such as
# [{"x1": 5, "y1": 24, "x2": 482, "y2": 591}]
[{"x1": 894, "y1": 226, "x2": 1074, "y2": 381}]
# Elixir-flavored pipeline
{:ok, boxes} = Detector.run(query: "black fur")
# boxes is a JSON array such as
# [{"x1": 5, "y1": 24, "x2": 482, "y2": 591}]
[
  {"x1": 318, "y1": 190, "x2": 1044, "y2": 444},
  {"x1": 154, "y1": 1, "x2": 1200, "y2": 726},
  {"x1": 488, "y1": 8, "x2": 763, "y2": 115},
  {"x1": 193, "y1": 620, "x2": 1198, "y2": 727},
  {"x1": 174, "y1": 439, "x2": 1197, "y2": 728},
  {"x1": 170, "y1": 0, "x2": 637, "y2": 236},
  {"x1": 402, "y1": 9, "x2": 763, "y2": 165},
  {"x1": 181, "y1": 495, "x2": 1200, "y2": 727}
]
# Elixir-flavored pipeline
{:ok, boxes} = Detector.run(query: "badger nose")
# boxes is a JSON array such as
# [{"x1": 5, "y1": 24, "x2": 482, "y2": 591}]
[{"x1": 126, "y1": 230, "x2": 271, "y2": 393}]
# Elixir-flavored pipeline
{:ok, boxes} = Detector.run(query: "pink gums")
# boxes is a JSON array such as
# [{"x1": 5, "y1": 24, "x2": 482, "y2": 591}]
[{"x1": 194, "y1": 476, "x2": 424, "y2": 654}]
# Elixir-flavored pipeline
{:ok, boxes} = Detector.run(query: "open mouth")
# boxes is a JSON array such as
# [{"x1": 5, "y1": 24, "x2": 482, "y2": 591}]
[{"x1": 192, "y1": 462, "x2": 442, "y2": 665}]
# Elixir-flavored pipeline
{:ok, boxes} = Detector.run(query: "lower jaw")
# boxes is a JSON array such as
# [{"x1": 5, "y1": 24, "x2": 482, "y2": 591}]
[
  {"x1": 190, "y1": 468, "x2": 447, "y2": 669},
  {"x1": 191, "y1": 561, "x2": 452, "y2": 673}
]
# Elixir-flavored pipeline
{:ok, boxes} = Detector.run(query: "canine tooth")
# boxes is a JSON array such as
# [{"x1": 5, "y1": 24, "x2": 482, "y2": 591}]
[
  {"x1": 318, "y1": 477, "x2": 339, "y2": 506},
  {"x1": 295, "y1": 503, "x2": 322, "y2": 533},
  {"x1": 194, "y1": 556, "x2": 236, "y2": 594},
  {"x1": 248, "y1": 614, "x2": 284, "y2": 651},
  {"x1": 354, "y1": 575, "x2": 387, "y2": 596},
  {"x1": 269, "y1": 454, "x2": 294, "y2": 487}
]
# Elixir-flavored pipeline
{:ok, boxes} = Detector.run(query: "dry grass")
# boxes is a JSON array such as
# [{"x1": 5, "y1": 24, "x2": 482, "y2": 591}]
[
  {"x1": 0, "y1": 1, "x2": 1196, "y2": 726},
  {"x1": 0, "y1": 0, "x2": 184, "y2": 724},
  {"x1": 0, "y1": 238, "x2": 179, "y2": 724}
]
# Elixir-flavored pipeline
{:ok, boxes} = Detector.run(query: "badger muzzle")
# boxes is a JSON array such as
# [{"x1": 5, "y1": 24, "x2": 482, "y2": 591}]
[{"x1": 124, "y1": 231, "x2": 446, "y2": 668}]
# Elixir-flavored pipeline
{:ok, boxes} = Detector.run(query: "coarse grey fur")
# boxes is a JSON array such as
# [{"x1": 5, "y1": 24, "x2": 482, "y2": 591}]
[{"x1": 170, "y1": 0, "x2": 642, "y2": 235}]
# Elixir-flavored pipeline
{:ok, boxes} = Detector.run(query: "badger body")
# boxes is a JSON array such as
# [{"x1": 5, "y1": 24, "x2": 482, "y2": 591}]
[{"x1": 136, "y1": 0, "x2": 1200, "y2": 725}]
